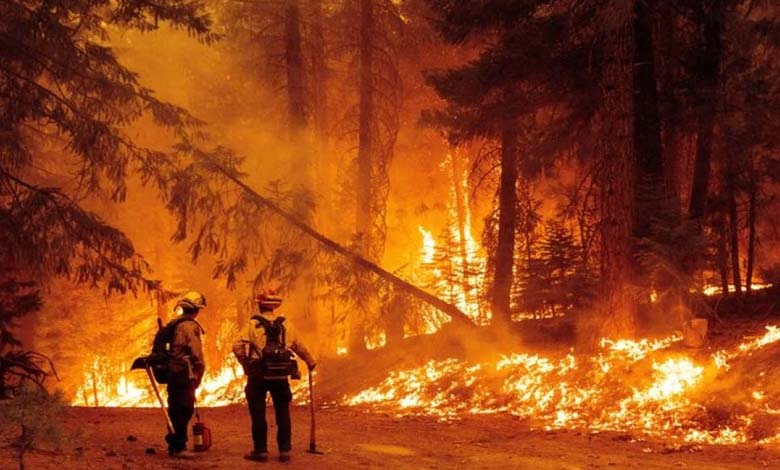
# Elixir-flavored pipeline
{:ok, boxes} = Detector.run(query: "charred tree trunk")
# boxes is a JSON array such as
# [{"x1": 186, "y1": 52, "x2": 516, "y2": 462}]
[
  {"x1": 311, "y1": 0, "x2": 329, "y2": 148},
  {"x1": 597, "y1": 0, "x2": 636, "y2": 339},
  {"x1": 356, "y1": 0, "x2": 374, "y2": 254},
  {"x1": 91, "y1": 371, "x2": 99, "y2": 407},
  {"x1": 490, "y1": 117, "x2": 519, "y2": 325},
  {"x1": 284, "y1": 0, "x2": 320, "y2": 337},
  {"x1": 688, "y1": 0, "x2": 724, "y2": 222},
  {"x1": 725, "y1": 158, "x2": 742, "y2": 296},
  {"x1": 351, "y1": 0, "x2": 376, "y2": 353},
  {"x1": 285, "y1": 0, "x2": 306, "y2": 135},
  {"x1": 655, "y1": 0, "x2": 682, "y2": 214},
  {"x1": 746, "y1": 155, "x2": 757, "y2": 294},
  {"x1": 746, "y1": 182, "x2": 756, "y2": 295},
  {"x1": 715, "y1": 209, "x2": 731, "y2": 295},
  {"x1": 633, "y1": 0, "x2": 664, "y2": 235},
  {"x1": 634, "y1": 0, "x2": 683, "y2": 323}
]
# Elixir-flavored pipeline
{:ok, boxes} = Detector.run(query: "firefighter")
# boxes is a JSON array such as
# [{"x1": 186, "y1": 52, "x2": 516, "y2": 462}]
[
  {"x1": 166, "y1": 290, "x2": 207, "y2": 458},
  {"x1": 233, "y1": 288, "x2": 316, "y2": 463}
]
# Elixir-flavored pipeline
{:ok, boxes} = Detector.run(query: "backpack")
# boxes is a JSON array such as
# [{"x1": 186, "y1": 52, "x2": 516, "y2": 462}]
[
  {"x1": 251, "y1": 315, "x2": 300, "y2": 380},
  {"x1": 149, "y1": 317, "x2": 203, "y2": 385}
]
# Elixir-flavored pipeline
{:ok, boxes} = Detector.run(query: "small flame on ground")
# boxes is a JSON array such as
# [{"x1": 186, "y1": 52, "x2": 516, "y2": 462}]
[
  {"x1": 73, "y1": 355, "x2": 309, "y2": 407},
  {"x1": 345, "y1": 326, "x2": 780, "y2": 445}
]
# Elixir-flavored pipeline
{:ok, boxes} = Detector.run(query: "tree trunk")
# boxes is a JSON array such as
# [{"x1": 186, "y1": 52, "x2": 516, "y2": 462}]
[
  {"x1": 284, "y1": 0, "x2": 306, "y2": 135},
  {"x1": 356, "y1": 0, "x2": 374, "y2": 255},
  {"x1": 633, "y1": 0, "x2": 664, "y2": 227},
  {"x1": 688, "y1": 0, "x2": 724, "y2": 222},
  {"x1": 746, "y1": 165, "x2": 757, "y2": 295},
  {"x1": 351, "y1": 0, "x2": 376, "y2": 352},
  {"x1": 310, "y1": 0, "x2": 329, "y2": 147},
  {"x1": 91, "y1": 371, "x2": 99, "y2": 407},
  {"x1": 490, "y1": 117, "x2": 519, "y2": 325},
  {"x1": 715, "y1": 210, "x2": 730, "y2": 294},
  {"x1": 655, "y1": 0, "x2": 682, "y2": 214},
  {"x1": 597, "y1": 0, "x2": 636, "y2": 340},
  {"x1": 726, "y1": 161, "x2": 742, "y2": 296}
]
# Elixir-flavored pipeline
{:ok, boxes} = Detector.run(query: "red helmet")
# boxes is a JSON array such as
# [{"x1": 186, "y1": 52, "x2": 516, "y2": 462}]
[{"x1": 255, "y1": 288, "x2": 282, "y2": 310}]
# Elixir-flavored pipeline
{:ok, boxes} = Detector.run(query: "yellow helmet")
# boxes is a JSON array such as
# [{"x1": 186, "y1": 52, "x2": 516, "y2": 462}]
[{"x1": 176, "y1": 290, "x2": 207, "y2": 311}]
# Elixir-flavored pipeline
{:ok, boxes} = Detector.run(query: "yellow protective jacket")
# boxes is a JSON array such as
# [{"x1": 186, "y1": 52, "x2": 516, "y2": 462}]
[{"x1": 232, "y1": 310, "x2": 316, "y2": 370}]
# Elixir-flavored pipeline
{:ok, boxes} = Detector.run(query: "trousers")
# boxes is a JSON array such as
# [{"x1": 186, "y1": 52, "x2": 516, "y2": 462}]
[
  {"x1": 245, "y1": 377, "x2": 293, "y2": 452},
  {"x1": 166, "y1": 381, "x2": 196, "y2": 452}
]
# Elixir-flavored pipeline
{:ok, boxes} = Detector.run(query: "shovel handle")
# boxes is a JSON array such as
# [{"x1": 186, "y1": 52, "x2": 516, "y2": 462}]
[
  {"x1": 145, "y1": 367, "x2": 174, "y2": 433},
  {"x1": 308, "y1": 369, "x2": 316, "y2": 451}
]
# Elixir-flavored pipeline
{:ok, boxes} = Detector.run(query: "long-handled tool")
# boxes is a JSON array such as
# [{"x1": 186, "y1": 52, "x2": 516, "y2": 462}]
[
  {"x1": 146, "y1": 365, "x2": 175, "y2": 433},
  {"x1": 306, "y1": 369, "x2": 325, "y2": 454},
  {"x1": 132, "y1": 356, "x2": 174, "y2": 433}
]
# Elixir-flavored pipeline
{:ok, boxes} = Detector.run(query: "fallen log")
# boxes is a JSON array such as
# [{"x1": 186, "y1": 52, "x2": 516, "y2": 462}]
[{"x1": 208, "y1": 163, "x2": 476, "y2": 328}]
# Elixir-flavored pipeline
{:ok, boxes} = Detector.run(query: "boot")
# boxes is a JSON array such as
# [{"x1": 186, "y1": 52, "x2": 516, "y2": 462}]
[
  {"x1": 244, "y1": 450, "x2": 269, "y2": 462},
  {"x1": 279, "y1": 451, "x2": 291, "y2": 463},
  {"x1": 170, "y1": 449, "x2": 197, "y2": 459}
]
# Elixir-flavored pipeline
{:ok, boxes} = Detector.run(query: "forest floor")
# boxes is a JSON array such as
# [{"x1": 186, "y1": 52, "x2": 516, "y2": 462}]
[{"x1": 1, "y1": 405, "x2": 779, "y2": 470}]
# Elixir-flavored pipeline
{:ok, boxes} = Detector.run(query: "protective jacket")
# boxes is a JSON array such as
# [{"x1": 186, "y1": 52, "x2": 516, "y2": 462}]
[
  {"x1": 171, "y1": 316, "x2": 205, "y2": 382},
  {"x1": 232, "y1": 310, "x2": 316, "y2": 370}
]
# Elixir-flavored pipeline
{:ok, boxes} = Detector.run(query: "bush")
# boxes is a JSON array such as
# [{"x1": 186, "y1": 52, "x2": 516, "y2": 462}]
[{"x1": 0, "y1": 385, "x2": 67, "y2": 470}]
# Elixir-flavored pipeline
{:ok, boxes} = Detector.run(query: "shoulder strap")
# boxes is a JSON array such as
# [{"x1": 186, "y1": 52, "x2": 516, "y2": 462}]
[
  {"x1": 252, "y1": 315, "x2": 286, "y2": 347},
  {"x1": 251, "y1": 315, "x2": 272, "y2": 329},
  {"x1": 275, "y1": 317, "x2": 286, "y2": 348}
]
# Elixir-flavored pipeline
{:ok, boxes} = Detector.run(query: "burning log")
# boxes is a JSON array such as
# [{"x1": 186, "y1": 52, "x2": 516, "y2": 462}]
[{"x1": 207, "y1": 162, "x2": 477, "y2": 329}]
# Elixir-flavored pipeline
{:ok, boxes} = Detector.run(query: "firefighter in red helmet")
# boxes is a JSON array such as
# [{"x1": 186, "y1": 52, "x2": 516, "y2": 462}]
[{"x1": 232, "y1": 288, "x2": 316, "y2": 463}]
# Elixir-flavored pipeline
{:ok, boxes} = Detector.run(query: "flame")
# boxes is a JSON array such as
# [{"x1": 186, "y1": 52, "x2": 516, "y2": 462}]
[
  {"x1": 702, "y1": 283, "x2": 772, "y2": 296},
  {"x1": 416, "y1": 153, "x2": 488, "y2": 325},
  {"x1": 72, "y1": 355, "x2": 309, "y2": 407},
  {"x1": 345, "y1": 326, "x2": 780, "y2": 445},
  {"x1": 418, "y1": 227, "x2": 436, "y2": 264},
  {"x1": 70, "y1": 319, "x2": 780, "y2": 446}
]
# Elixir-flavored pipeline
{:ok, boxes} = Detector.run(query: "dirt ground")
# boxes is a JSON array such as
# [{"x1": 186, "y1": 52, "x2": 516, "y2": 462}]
[{"x1": 2, "y1": 405, "x2": 779, "y2": 470}]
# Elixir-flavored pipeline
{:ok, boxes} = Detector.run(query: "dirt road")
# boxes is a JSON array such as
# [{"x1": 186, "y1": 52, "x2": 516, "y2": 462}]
[{"x1": 1, "y1": 406, "x2": 778, "y2": 469}]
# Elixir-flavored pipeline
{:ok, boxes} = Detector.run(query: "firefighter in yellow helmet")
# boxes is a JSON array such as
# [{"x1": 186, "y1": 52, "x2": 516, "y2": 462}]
[
  {"x1": 233, "y1": 288, "x2": 316, "y2": 463},
  {"x1": 166, "y1": 291, "x2": 206, "y2": 458}
]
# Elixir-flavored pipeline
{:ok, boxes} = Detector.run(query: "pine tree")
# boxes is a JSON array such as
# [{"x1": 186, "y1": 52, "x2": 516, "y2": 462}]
[
  {"x1": 423, "y1": 0, "x2": 598, "y2": 324},
  {"x1": 0, "y1": 280, "x2": 54, "y2": 398},
  {"x1": 0, "y1": 0, "x2": 223, "y2": 296},
  {"x1": 516, "y1": 221, "x2": 594, "y2": 318}
]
